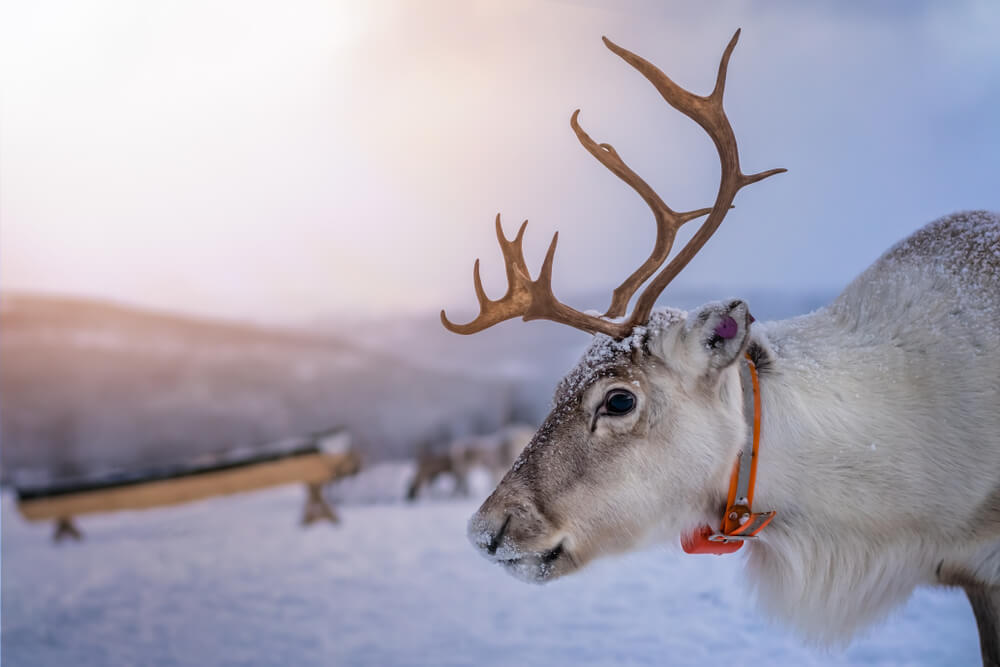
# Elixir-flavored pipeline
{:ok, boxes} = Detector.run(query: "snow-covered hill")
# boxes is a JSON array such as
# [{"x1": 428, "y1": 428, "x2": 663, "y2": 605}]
[
  {"x1": 1, "y1": 487, "x2": 979, "y2": 666},
  {"x1": 0, "y1": 293, "x2": 515, "y2": 479}
]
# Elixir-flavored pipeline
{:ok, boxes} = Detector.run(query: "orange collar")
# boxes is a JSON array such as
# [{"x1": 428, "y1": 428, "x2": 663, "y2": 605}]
[{"x1": 681, "y1": 355, "x2": 776, "y2": 554}]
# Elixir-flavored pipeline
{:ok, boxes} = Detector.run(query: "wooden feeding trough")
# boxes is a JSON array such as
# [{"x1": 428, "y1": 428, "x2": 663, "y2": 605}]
[{"x1": 14, "y1": 429, "x2": 360, "y2": 542}]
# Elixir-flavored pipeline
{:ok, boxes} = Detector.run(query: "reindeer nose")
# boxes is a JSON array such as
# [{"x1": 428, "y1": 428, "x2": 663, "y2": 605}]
[
  {"x1": 468, "y1": 507, "x2": 515, "y2": 558},
  {"x1": 468, "y1": 496, "x2": 553, "y2": 560},
  {"x1": 468, "y1": 512, "x2": 512, "y2": 556}
]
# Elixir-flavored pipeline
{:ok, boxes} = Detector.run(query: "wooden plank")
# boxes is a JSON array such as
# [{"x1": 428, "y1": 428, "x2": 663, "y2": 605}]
[{"x1": 17, "y1": 453, "x2": 352, "y2": 521}]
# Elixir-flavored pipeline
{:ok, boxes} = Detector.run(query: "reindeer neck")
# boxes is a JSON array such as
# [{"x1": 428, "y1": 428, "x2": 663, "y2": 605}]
[{"x1": 746, "y1": 307, "x2": 901, "y2": 531}]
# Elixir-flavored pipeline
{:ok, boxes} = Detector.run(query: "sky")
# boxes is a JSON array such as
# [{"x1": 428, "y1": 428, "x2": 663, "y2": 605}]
[{"x1": 2, "y1": 0, "x2": 999, "y2": 324}]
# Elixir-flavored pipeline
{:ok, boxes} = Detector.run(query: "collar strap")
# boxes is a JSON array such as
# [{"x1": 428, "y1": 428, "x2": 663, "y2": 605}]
[{"x1": 681, "y1": 354, "x2": 776, "y2": 555}]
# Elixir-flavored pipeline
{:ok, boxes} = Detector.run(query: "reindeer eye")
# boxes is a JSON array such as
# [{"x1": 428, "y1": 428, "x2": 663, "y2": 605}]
[{"x1": 603, "y1": 389, "x2": 636, "y2": 416}]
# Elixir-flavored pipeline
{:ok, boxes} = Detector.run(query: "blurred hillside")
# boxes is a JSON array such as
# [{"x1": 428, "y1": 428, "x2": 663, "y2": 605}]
[{"x1": 0, "y1": 293, "x2": 518, "y2": 483}]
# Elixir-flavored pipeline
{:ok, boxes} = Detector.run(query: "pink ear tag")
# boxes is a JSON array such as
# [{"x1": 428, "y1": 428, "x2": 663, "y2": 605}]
[{"x1": 714, "y1": 315, "x2": 738, "y2": 339}]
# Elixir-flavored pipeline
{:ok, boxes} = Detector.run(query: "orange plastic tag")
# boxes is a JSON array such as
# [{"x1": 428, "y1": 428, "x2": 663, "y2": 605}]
[{"x1": 681, "y1": 525, "x2": 743, "y2": 555}]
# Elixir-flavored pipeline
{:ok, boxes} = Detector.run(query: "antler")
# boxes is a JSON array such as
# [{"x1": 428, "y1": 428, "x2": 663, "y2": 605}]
[
  {"x1": 569, "y1": 111, "x2": 715, "y2": 319},
  {"x1": 440, "y1": 215, "x2": 624, "y2": 337},
  {"x1": 441, "y1": 29, "x2": 785, "y2": 339}
]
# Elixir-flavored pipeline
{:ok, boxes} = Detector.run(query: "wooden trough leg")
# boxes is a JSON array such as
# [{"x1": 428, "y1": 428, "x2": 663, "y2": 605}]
[
  {"x1": 301, "y1": 483, "x2": 339, "y2": 526},
  {"x1": 53, "y1": 517, "x2": 83, "y2": 543}
]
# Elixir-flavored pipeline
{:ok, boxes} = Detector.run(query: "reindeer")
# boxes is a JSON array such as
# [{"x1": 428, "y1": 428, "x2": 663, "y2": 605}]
[
  {"x1": 442, "y1": 30, "x2": 1000, "y2": 664},
  {"x1": 407, "y1": 426, "x2": 533, "y2": 501},
  {"x1": 407, "y1": 444, "x2": 472, "y2": 501}
]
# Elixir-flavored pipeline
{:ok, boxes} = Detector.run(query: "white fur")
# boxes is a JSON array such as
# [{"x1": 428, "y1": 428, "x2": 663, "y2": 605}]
[{"x1": 737, "y1": 211, "x2": 1000, "y2": 640}]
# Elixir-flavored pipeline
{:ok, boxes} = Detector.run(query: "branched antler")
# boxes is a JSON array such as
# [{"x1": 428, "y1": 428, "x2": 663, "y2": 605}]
[
  {"x1": 441, "y1": 29, "x2": 785, "y2": 339},
  {"x1": 440, "y1": 215, "x2": 624, "y2": 337}
]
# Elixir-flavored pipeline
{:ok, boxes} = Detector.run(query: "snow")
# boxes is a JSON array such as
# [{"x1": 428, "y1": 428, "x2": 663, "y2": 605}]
[
  {"x1": 555, "y1": 308, "x2": 684, "y2": 399},
  {"x1": 1, "y1": 486, "x2": 981, "y2": 666}
]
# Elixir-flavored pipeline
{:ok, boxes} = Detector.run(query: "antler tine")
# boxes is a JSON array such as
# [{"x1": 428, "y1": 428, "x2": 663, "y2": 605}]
[
  {"x1": 600, "y1": 31, "x2": 786, "y2": 328},
  {"x1": 441, "y1": 215, "x2": 626, "y2": 338},
  {"x1": 497, "y1": 216, "x2": 532, "y2": 286},
  {"x1": 570, "y1": 110, "x2": 713, "y2": 318}
]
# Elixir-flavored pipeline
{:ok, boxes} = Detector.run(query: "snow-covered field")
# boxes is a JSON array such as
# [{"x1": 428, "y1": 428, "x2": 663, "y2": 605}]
[{"x1": 1, "y1": 486, "x2": 981, "y2": 666}]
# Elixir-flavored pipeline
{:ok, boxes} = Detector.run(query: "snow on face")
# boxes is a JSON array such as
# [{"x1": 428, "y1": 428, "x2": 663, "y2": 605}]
[
  {"x1": 510, "y1": 307, "x2": 686, "y2": 473},
  {"x1": 554, "y1": 308, "x2": 686, "y2": 404}
]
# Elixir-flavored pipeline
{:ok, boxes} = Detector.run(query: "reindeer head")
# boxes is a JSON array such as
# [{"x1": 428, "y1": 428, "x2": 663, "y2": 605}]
[{"x1": 441, "y1": 31, "x2": 783, "y2": 582}]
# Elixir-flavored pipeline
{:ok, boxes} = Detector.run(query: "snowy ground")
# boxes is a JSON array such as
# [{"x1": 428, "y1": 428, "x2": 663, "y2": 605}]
[{"x1": 1, "y1": 485, "x2": 982, "y2": 666}]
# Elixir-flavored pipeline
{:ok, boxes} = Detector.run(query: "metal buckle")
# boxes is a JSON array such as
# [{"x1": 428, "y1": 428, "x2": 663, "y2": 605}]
[{"x1": 707, "y1": 532, "x2": 759, "y2": 543}]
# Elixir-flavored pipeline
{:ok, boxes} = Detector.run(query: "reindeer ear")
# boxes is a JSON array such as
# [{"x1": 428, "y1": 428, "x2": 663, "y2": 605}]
[{"x1": 685, "y1": 300, "x2": 754, "y2": 374}]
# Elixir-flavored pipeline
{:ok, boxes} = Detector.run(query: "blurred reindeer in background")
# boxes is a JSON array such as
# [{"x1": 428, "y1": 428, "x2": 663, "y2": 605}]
[{"x1": 406, "y1": 425, "x2": 533, "y2": 501}]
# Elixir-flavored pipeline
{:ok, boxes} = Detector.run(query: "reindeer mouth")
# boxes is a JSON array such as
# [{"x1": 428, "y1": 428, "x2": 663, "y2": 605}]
[{"x1": 493, "y1": 540, "x2": 577, "y2": 583}]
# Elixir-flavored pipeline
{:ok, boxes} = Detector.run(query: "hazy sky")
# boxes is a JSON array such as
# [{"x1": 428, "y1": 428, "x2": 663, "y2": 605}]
[{"x1": 2, "y1": 1, "x2": 998, "y2": 324}]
